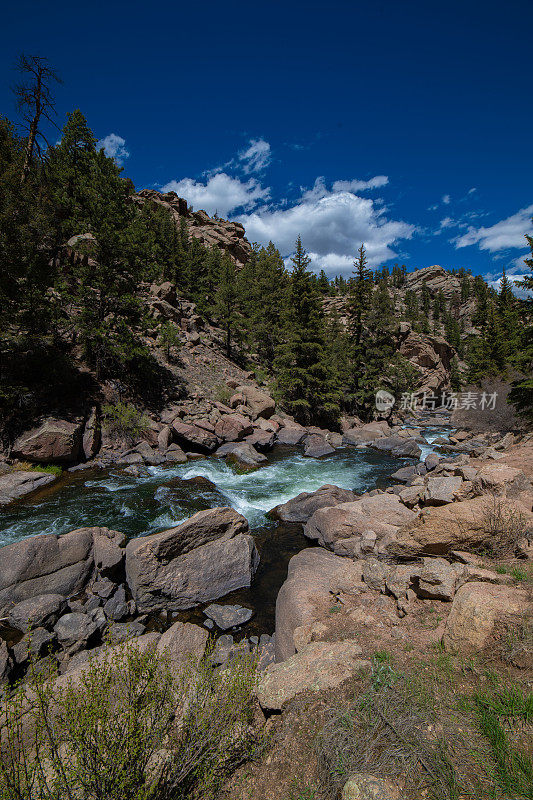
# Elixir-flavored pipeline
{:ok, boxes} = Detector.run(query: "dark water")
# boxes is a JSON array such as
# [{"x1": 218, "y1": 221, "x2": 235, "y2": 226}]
[{"x1": 0, "y1": 436, "x2": 442, "y2": 635}]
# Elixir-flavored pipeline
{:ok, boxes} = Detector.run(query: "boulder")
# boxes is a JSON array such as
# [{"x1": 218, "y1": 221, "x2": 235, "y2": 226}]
[
  {"x1": 383, "y1": 496, "x2": 533, "y2": 558},
  {"x1": 156, "y1": 621, "x2": 208, "y2": 667},
  {"x1": 270, "y1": 484, "x2": 358, "y2": 524},
  {"x1": 12, "y1": 627, "x2": 57, "y2": 665},
  {"x1": 276, "y1": 425, "x2": 307, "y2": 445},
  {"x1": 342, "y1": 775, "x2": 402, "y2": 800},
  {"x1": 92, "y1": 527, "x2": 127, "y2": 580},
  {"x1": 244, "y1": 430, "x2": 276, "y2": 451},
  {"x1": 417, "y1": 557, "x2": 460, "y2": 601},
  {"x1": 275, "y1": 548, "x2": 365, "y2": 661},
  {"x1": 304, "y1": 494, "x2": 416, "y2": 556},
  {"x1": 103, "y1": 585, "x2": 129, "y2": 621},
  {"x1": 125, "y1": 508, "x2": 259, "y2": 612},
  {"x1": 303, "y1": 434, "x2": 335, "y2": 458},
  {"x1": 12, "y1": 418, "x2": 83, "y2": 464},
  {"x1": 165, "y1": 444, "x2": 188, "y2": 462},
  {"x1": 157, "y1": 425, "x2": 173, "y2": 451},
  {"x1": 392, "y1": 439, "x2": 422, "y2": 458},
  {"x1": 82, "y1": 407, "x2": 101, "y2": 460},
  {"x1": 342, "y1": 422, "x2": 389, "y2": 445},
  {"x1": 203, "y1": 603, "x2": 254, "y2": 630},
  {"x1": 473, "y1": 463, "x2": 532, "y2": 498},
  {"x1": 425, "y1": 453, "x2": 441, "y2": 471},
  {"x1": 54, "y1": 612, "x2": 99, "y2": 650},
  {"x1": 171, "y1": 421, "x2": 219, "y2": 453},
  {"x1": 390, "y1": 465, "x2": 417, "y2": 484},
  {"x1": 8, "y1": 594, "x2": 67, "y2": 632},
  {"x1": 237, "y1": 386, "x2": 275, "y2": 419},
  {"x1": 225, "y1": 442, "x2": 267, "y2": 470},
  {"x1": 214, "y1": 414, "x2": 253, "y2": 442},
  {"x1": 0, "y1": 470, "x2": 57, "y2": 507},
  {"x1": 442, "y1": 582, "x2": 532, "y2": 653},
  {"x1": 0, "y1": 529, "x2": 94, "y2": 616},
  {"x1": 256, "y1": 640, "x2": 369, "y2": 710},
  {"x1": 423, "y1": 476, "x2": 463, "y2": 505}
]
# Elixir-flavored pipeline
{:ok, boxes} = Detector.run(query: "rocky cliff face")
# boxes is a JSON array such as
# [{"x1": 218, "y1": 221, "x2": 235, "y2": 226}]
[
  {"x1": 397, "y1": 322, "x2": 455, "y2": 395},
  {"x1": 136, "y1": 189, "x2": 253, "y2": 267}
]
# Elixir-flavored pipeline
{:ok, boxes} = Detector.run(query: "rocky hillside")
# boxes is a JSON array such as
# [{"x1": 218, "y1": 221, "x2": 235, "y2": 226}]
[{"x1": 136, "y1": 189, "x2": 253, "y2": 267}]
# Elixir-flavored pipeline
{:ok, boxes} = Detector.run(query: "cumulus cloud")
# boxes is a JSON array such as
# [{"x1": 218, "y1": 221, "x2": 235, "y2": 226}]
[
  {"x1": 442, "y1": 194, "x2": 451, "y2": 204},
  {"x1": 160, "y1": 172, "x2": 270, "y2": 217},
  {"x1": 97, "y1": 133, "x2": 129, "y2": 166},
  {"x1": 238, "y1": 138, "x2": 271, "y2": 174},
  {"x1": 455, "y1": 204, "x2": 533, "y2": 251},
  {"x1": 238, "y1": 178, "x2": 416, "y2": 275}
]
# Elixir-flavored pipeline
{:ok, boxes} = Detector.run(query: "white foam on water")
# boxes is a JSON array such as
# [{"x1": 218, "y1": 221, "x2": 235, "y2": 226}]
[{"x1": 0, "y1": 426, "x2": 449, "y2": 543}]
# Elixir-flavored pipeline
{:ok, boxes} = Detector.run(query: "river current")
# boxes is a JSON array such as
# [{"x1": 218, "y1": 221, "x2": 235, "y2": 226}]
[{"x1": 0, "y1": 429, "x2": 448, "y2": 635}]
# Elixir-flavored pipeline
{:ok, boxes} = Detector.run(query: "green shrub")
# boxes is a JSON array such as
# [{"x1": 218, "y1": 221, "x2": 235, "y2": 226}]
[
  {"x1": 158, "y1": 322, "x2": 181, "y2": 360},
  {"x1": 102, "y1": 401, "x2": 149, "y2": 443},
  {"x1": 0, "y1": 640, "x2": 259, "y2": 800},
  {"x1": 214, "y1": 384, "x2": 233, "y2": 405}
]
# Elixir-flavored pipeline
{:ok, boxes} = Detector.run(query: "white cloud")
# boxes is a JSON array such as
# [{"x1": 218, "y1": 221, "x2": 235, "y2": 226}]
[
  {"x1": 97, "y1": 133, "x2": 129, "y2": 166},
  {"x1": 331, "y1": 175, "x2": 389, "y2": 193},
  {"x1": 442, "y1": 194, "x2": 451, "y2": 204},
  {"x1": 455, "y1": 205, "x2": 533, "y2": 252},
  {"x1": 439, "y1": 216, "x2": 454, "y2": 230},
  {"x1": 238, "y1": 179, "x2": 415, "y2": 275},
  {"x1": 160, "y1": 172, "x2": 270, "y2": 217},
  {"x1": 238, "y1": 138, "x2": 271, "y2": 174}
]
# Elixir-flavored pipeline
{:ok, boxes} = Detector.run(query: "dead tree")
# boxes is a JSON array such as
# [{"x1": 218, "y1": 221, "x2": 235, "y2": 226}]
[{"x1": 13, "y1": 54, "x2": 61, "y2": 182}]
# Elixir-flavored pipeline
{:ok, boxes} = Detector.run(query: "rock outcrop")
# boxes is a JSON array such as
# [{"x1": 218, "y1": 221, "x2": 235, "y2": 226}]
[
  {"x1": 383, "y1": 496, "x2": 533, "y2": 557},
  {"x1": 256, "y1": 639, "x2": 369, "y2": 710},
  {"x1": 125, "y1": 507, "x2": 259, "y2": 611},
  {"x1": 304, "y1": 494, "x2": 416, "y2": 557},
  {"x1": 135, "y1": 189, "x2": 253, "y2": 268},
  {"x1": 12, "y1": 418, "x2": 84, "y2": 464},
  {"x1": 442, "y1": 582, "x2": 532, "y2": 654},
  {"x1": 270, "y1": 484, "x2": 358, "y2": 524},
  {"x1": 0, "y1": 470, "x2": 57, "y2": 506}
]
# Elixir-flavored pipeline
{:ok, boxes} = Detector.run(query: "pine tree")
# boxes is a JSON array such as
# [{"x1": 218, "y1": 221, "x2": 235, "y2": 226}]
[
  {"x1": 496, "y1": 267, "x2": 520, "y2": 363},
  {"x1": 212, "y1": 253, "x2": 239, "y2": 357},
  {"x1": 346, "y1": 244, "x2": 372, "y2": 409},
  {"x1": 468, "y1": 301, "x2": 506, "y2": 382},
  {"x1": 49, "y1": 111, "x2": 148, "y2": 382},
  {"x1": 274, "y1": 236, "x2": 340, "y2": 426},
  {"x1": 509, "y1": 222, "x2": 533, "y2": 420}
]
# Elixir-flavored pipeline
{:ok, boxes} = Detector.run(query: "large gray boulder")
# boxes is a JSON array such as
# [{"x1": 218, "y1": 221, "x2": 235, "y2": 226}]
[
  {"x1": 256, "y1": 640, "x2": 369, "y2": 710},
  {"x1": 269, "y1": 484, "x2": 358, "y2": 524},
  {"x1": 303, "y1": 434, "x2": 335, "y2": 458},
  {"x1": 12, "y1": 418, "x2": 83, "y2": 464},
  {"x1": 92, "y1": 527, "x2": 127, "y2": 580},
  {"x1": 0, "y1": 529, "x2": 94, "y2": 615},
  {"x1": 304, "y1": 494, "x2": 416, "y2": 557},
  {"x1": 0, "y1": 470, "x2": 57, "y2": 507},
  {"x1": 156, "y1": 621, "x2": 208, "y2": 668},
  {"x1": 54, "y1": 612, "x2": 99, "y2": 650},
  {"x1": 237, "y1": 386, "x2": 275, "y2": 420},
  {"x1": 276, "y1": 425, "x2": 307, "y2": 445},
  {"x1": 125, "y1": 508, "x2": 259, "y2": 612},
  {"x1": 171, "y1": 421, "x2": 219, "y2": 453},
  {"x1": 8, "y1": 594, "x2": 67, "y2": 632},
  {"x1": 275, "y1": 548, "x2": 365, "y2": 661}
]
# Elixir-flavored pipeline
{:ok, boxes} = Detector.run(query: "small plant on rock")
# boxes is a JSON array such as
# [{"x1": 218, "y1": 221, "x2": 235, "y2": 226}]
[{"x1": 102, "y1": 401, "x2": 149, "y2": 444}]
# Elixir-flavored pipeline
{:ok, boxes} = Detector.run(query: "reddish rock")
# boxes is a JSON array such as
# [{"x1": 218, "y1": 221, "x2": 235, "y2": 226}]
[
  {"x1": 171, "y1": 421, "x2": 218, "y2": 452},
  {"x1": 12, "y1": 418, "x2": 84, "y2": 464},
  {"x1": 214, "y1": 414, "x2": 253, "y2": 442}
]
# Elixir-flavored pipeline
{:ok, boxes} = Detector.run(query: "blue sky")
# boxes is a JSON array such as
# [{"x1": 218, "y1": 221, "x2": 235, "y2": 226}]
[{"x1": 2, "y1": 0, "x2": 532, "y2": 289}]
